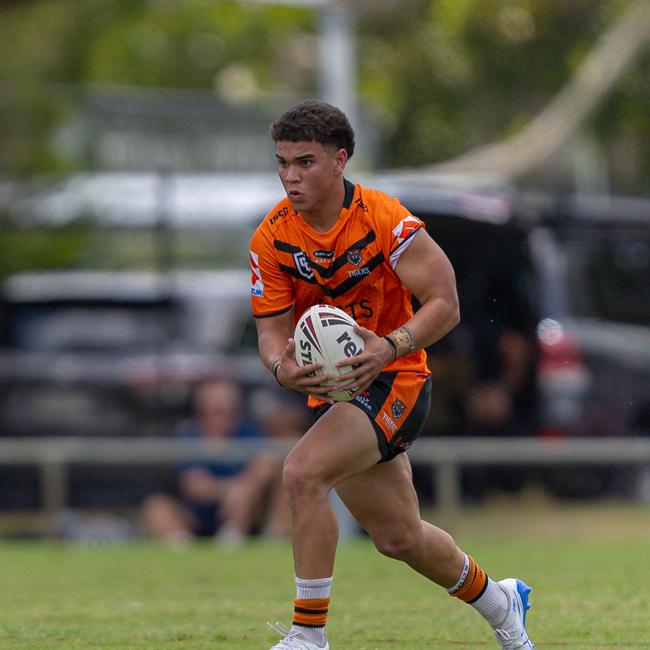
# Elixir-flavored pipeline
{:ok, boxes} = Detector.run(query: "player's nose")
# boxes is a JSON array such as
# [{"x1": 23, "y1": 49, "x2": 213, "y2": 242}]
[{"x1": 284, "y1": 163, "x2": 301, "y2": 183}]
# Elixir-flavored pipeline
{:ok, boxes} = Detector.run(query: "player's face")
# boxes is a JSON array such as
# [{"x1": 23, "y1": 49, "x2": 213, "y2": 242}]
[{"x1": 275, "y1": 140, "x2": 347, "y2": 215}]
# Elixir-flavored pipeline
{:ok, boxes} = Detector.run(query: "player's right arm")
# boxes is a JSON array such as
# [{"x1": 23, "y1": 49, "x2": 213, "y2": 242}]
[
  {"x1": 250, "y1": 220, "x2": 332, "y2": 398},
  {"x1": 255, "y1": 311, "x2": 333, "y2": 398}
]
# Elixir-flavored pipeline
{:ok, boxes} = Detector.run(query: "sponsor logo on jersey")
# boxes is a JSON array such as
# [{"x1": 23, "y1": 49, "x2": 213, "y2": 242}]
[
  {"x1": 347, "y1": 249, "x2": 363, "y2": 266},
  {"x1": 313, "y1": 249, "x2": 335, "y2": 261},
  {"x1": 338, "y1": 299, "x2": 374, "y2": 320},
  {"x1": 249, "y1": 250, "x2": 264, "y2": 297},
  {"x1": 293, "y1": 251, "x2": 314, "y2": 280},
  {"x1": 347, "y1": 267, "x2": 371, "y2": 279},
  {"x1": 354, "y1": 393, "x2": 373, "y2": 411},
  {"x1": 391, "y1": 398, "x2": 406, "y2": 419},
  {"x1": 392, "y1": 434, "x2": 407, "y2": 450},
  {"x1": 269, "y1": 206, "x2": 289, "y2": 225},
  {"x1": 381, "y1": 411, "x2": 397, "y2": 433},
  {"x1": 392, "y1": 216, "x2": 421, "y2": 246},
  {"x1": 355, "y1": 198, "x2": 368, "y2": 212}
]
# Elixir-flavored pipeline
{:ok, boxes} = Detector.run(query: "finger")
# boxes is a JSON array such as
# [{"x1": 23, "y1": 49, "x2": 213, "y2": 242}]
[
  {"x1": 353, "y1": 325, "x2": 377, "y2": 341},
  {"x1": 305, "y1": 385, "x2": 337, "y2": 397},
  {"x1": 320, "y1": 376, "x2": 358, "y2": 392},
  {"x1": 296, "y1": 374, "x2": 333, "y2": 389},
  {"x1": 334, "y1": 371, "x2": 361, "y2": 384},
  {"x1": 296, "y1": 379, "x2": 333, "y2": 392},
  {"x1": 335, "y1": 364, "x2": 371, "y2": 382},
  {"x1": 293, "y1": 369, "x2": 330, "y2": 384},
  {"x1": 347, "y1": 370, "x2": 376, "y2": 392},
  {"x1": 335, "y1": 354, "x2": 365, "y2": 369},
  {"x1": 298, "y1": 362, "x2": 325, "y2": 375},
  {"x1": 348, "y1": 378, "x2": 374, "y2": 399}
]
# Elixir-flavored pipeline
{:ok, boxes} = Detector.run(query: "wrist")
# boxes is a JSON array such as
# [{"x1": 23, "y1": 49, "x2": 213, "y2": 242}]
[
  {"x1": 386, "y1": 326, "x2": 416, "y2": 358},
  {"x1": 271, "y1": 359, "x2": 284, "y2": 386},
  {"x1": 383, "y1": 335, "x2": 397, "y2": 362}
]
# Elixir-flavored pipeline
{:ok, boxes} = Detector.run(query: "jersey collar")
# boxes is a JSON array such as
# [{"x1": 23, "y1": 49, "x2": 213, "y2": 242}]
[{"x1": 343, "y1": 178, "x2": 355, "y2": 209}]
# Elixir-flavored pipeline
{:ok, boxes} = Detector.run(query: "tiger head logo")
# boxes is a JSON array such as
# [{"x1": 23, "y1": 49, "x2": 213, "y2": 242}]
[
  {"x1": 391, "y1": 399, "x2": 406, "y2": 419},
  {"x1": 347, "y1": 249, "x2": 363, "y2": 267}
]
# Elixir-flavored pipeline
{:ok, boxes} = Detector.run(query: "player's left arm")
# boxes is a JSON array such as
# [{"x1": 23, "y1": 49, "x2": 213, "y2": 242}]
[
  {"x1": 336, "y1": 229, "x2": 459, "y2": 390},
  {"x1": 390, "y1": 227, "x2": 460, "y2": 350}
]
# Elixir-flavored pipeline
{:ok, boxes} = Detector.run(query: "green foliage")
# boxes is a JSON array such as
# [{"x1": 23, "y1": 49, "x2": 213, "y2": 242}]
[
  {"x1": 0, "y1": 0, "x2": 313, "y2": 173},
  {"x1": 358, "y1": 0, "x2": 650, "y2": 173},
  {"x1": 0, "y1": 224, "x2": 93, "y2": 278},
  {"x1": 83, "y1": 1, "x2": 312, "y2": 89},
  {"x1": 0, "y1": 0, "x2": 648, "y2": 190},
  {"x1": 0, "y1": 1, "x2": 312, "y2": 88}
]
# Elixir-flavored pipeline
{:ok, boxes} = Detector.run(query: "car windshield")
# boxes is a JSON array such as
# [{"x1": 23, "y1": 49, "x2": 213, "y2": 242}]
[
  {"x1": 564, "y1": 230, "x2": 650, "y2": 326},
  {"x1": 4, "y1": 301, "x2": 177, "y2": 352}
]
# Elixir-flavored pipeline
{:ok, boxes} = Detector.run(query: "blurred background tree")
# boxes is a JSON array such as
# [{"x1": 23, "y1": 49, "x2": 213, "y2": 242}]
[
  {"x1": 0, "y1": 0, "x2": 648, "y2": 192},
  {"x1": 359, "y1": 0, "x2": 650, "y2": 192}
]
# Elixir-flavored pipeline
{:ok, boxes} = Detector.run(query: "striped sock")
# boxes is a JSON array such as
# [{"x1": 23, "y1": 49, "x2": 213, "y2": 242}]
[
  {"x1": 291, "y1": 576, "x2": 332, "y2": 644},
  {"x1": 448, "y1": 554, "x2": 508, "y2": 627},
  {"x1": 448, "y1": 554, "x2": 488, "y2": 603},
  {"x1": 293, "y1": 597, "x2": 330, "y2": 628}
]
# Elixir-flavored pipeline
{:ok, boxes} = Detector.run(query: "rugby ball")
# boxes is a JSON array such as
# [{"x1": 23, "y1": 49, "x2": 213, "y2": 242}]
[{"x1": 294, "y1": 304, "x2": 365, "y2": 401}]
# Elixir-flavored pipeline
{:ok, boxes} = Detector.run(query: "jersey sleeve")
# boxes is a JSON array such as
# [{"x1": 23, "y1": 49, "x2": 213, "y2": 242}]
[
  {"x1": 249, "y1": 225, "x2": 294, "y2": 318},
  {"x1": 377, "y1": 197, "x2": 425, "y2": 270}
]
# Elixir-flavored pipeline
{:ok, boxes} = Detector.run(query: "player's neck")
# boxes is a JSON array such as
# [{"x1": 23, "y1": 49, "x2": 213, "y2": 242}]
[{"x1": 300, "y1": 180, "x2": 346, "y2": 232}]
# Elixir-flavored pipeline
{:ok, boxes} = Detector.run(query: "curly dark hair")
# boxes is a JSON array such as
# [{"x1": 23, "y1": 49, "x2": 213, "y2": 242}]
[{"x1": 270, "y1": 99, "x2": 355, "y2": 159}]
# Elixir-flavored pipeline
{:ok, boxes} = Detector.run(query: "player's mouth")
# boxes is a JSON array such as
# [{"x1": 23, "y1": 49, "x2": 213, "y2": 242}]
[{"x1": 288, "y1": 190, "x2": 304, "y2": 201}]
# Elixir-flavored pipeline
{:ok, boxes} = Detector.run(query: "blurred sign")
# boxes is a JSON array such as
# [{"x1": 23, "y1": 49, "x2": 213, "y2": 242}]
[
  {"x1": 55, "y1": 88, "x2": 280, "y2": 172},
  {"x1": 54, "y1": 86, "x2": 379, "y2": 173}
]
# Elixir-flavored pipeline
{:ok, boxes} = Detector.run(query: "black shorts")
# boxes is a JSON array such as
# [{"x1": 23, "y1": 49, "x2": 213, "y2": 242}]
[{"x1": 314, "y1": 371, "x2": 432, "y2": 462}]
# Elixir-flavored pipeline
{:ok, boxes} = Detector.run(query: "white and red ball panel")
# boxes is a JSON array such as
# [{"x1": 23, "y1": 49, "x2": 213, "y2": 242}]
[{"x1": 294, "y1": 304, "x2": 365, "y2": 401}]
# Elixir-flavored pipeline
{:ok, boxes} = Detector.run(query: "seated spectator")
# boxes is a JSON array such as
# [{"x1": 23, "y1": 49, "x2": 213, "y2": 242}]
[
  {"x1": 465, "y1": 327, "x2": 536, "y2": 438},
  {"x1": 249, "y1": 389, "x2": 311, "y2": 537},
  {"x1": 141, "y1": 377, "x2": 288, "y2": 544}
]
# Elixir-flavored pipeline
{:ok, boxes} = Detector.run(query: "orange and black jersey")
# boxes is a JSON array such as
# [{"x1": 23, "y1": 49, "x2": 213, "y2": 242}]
[{"x1": 249, "y1": 179, "x2": 430, "y2": 377}]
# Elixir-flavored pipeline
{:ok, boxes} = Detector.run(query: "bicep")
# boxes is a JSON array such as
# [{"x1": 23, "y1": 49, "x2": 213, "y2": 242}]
[{"x1": 394, "y1": 229, "x2": 458, "y2": 305}]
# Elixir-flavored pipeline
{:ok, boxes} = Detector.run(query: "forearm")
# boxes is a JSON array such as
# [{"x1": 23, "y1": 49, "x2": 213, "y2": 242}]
[
  {"x1": 258, "y1": 327, "x2": 291, "y2": 372},
  {"x1": 386, "y1": 296, "x2": 459, "y2": 358},
  {"x1": 255, "y1": 310, "x2": 333, "y2": 397}
]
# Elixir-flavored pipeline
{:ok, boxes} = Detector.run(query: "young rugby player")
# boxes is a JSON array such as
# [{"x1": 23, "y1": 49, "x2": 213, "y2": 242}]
[{"x1": 250, "y1": 99, "x2": 534, "y2": 650}]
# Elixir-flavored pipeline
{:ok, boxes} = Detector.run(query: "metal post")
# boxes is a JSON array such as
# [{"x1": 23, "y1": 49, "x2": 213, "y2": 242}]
[
  {"x1": 434, "y1": 461, "x2": 461, "y2": 518},
  {"x1": 318, "y1": 5, "x2": 357, "y2": 129},
  {"x1": 40, "y1": 458, "x2": 67, "y2": 537}
]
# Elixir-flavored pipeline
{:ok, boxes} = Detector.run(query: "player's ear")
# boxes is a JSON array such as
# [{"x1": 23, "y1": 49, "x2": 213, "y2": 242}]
[{"x1": 334, "y1": 147, "x2": 348, "y2": 173}]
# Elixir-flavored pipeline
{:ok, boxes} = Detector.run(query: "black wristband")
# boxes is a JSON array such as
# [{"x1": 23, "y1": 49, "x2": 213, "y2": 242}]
[
  {"x1": 271, "y1": 359, "x2": 284, "y2": 387},
  {"x1": 383, "y1": 335, "x2": 397, "y2": 361}
]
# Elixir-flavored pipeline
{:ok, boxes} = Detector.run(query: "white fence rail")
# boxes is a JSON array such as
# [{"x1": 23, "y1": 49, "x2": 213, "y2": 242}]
[{"x1": 2, "y1": 436, "x2": 650, "y2": 524}]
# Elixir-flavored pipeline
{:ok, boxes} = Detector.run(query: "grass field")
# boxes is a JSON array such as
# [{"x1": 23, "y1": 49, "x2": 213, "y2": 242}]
[{"x1": 1, "y1": 501, "x2": 649, "y2": 649}]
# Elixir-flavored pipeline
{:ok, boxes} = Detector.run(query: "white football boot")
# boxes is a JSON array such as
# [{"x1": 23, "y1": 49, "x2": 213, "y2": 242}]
[
  {"x1": 267, "y1": 622, "x2": 329, "y2": 650},
  {"x1": 493, "y1": 579, "x2": 534, "y2": 649}
]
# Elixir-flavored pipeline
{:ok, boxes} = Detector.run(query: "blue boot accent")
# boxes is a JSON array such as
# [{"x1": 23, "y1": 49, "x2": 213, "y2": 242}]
[{"x1": 515, "y1": 579, "x2": 532, "y2": 627}]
